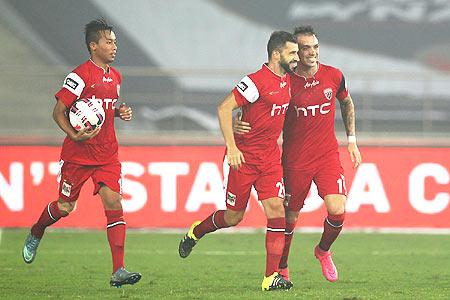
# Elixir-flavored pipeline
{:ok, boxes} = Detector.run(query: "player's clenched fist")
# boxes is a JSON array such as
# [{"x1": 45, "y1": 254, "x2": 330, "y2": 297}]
[
  {"x1": 226, "y1": 146, "x2": 246, "y2": 170},
  {"x1": 118, "y1": 103, "x2": 133, "y2": 121}
]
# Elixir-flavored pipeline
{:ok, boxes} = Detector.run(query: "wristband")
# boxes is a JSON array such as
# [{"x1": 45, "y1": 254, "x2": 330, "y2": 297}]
[{"x1": 348, "y1": 135, "x2": 357, "y2": 144}]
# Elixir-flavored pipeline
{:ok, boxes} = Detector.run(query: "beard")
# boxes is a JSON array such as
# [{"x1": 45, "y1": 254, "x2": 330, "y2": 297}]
[{"x1": 280, "y1": 60, "x2": 293, "y2": 74}]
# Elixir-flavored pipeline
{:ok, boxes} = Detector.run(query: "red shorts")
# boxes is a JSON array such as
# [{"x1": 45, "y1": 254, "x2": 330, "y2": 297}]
[
  {"x1": 284, "y1": 154, "x2": 346, "y2": 212},
  {"x1": 223, "y1": 159, "x2": 285, "y2": 211},
  {"x1": 57, "y1": 160, "x2": 122, "y2": 202}
]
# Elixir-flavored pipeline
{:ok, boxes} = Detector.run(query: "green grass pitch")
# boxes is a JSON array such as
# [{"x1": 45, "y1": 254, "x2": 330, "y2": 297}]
[{"x1": 0, "y1": 229, "x2": 449, "y2": 299}]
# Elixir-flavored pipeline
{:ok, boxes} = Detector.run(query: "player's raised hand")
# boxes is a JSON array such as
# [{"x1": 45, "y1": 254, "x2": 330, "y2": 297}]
[
  {"x1": 72, "y1": 127, "x2": 101, "y2": 142},
  {"x1": 233, "y1": 111, "x2": 251, "y2": 134},
  {"x1": 348, "y1": 142, "x2": 362, "y2": 168},
  {"x1": 227, "y1": 145, "x2": 246, "y2": 170},
  {"x1": 118, "y1": 103, "x2": 133, "y2": 121}
]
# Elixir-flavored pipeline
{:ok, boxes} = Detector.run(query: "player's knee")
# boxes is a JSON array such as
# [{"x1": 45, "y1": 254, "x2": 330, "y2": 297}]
[
  {"x1": 103, "y1": 197, "x2": 122, "y2": 210},
  {"x1": 327, "y1": 203, "x2": 345, "y2": 215},
  {"x1": 264, "y1": 199, "x2": 285, "y2": 218},
  {"x1": 325, "y1": 195, "x2": 346, "y2": 215},
  {"x1": 285, "y1": 210, "x2": 299, "y2": 224}
]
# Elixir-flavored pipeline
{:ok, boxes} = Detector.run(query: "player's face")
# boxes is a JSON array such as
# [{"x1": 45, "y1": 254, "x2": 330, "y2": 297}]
[
  {"x1": 279, "y1": 41, "x2": 299, "y2": 73},
  {"x1": 296, "y1": 34, "x2": 319, "y2": 68},
  {"x1": 92, "y1": 30, "x2": 117, "y2": 64}
]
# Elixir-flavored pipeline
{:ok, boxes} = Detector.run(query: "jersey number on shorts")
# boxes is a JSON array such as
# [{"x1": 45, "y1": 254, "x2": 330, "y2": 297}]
[
  {"x1": 336, "y1": 174, "x2": 347, "y2": 194},
  {"x1": 276, "y1": 180, "x2": 285, "y2": 199}
]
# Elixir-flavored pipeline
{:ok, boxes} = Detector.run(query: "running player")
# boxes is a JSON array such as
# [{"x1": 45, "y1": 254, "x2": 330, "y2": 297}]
[
  {"x1": 22, "y1": 19, "x2": 141, "y2": 288},
  {"x1": 178, "y1": 31, "x2": 299, "y2": 291}
]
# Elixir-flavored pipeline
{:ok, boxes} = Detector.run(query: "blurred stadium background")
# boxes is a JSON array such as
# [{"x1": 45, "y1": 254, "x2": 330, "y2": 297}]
[
  {"x1": 1, "y1": 0, "x2": 450, "y2": 144},
  {"x1": 1, "y1": 1, "x2": 449, "y2": 298}
]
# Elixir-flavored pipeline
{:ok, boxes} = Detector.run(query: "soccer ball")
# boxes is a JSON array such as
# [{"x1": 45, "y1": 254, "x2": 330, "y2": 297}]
[{"x1": 69, "y1": 98, "x2": 105, "y2": 131}]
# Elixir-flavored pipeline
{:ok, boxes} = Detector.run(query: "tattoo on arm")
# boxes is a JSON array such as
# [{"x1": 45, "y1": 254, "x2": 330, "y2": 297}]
[{"x1": 340, "y1": 96, "x2": 355, "y2": 136}]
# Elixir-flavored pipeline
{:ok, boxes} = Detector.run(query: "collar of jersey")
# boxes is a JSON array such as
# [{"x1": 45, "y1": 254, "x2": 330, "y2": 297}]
[
  {"x1": 89, "y1": 59, "x2": 110, "y2": 74},
  {"x1": 262, "y1": 63, "x2": 287, "y2": 80},
  {"x1": 293, "y1": 62, "x2": 321, "y2": 80}
]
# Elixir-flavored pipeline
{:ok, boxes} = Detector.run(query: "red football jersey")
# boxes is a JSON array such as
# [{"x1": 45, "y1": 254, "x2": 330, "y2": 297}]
[
  {"x1": 233, "y1": 64, "x2": 291, "y2": 165},
  {"x1": 282, "y1": 63, "x2": 349, "y2": 170},
  {"x1": 55, "y1": 59, "x2": 122, "y2": 165}
]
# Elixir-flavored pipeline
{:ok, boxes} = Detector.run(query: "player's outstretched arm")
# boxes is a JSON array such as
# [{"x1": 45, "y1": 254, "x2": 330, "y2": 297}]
[
  {"x1": 339, "y1": 94, "x2": 362, "y2": 168},
  {"x1": 218, "y1": 93, "x2": 246, "y2": 170},
  {"x1": 115, "y1": 102, "x2": 133, "y2": 121},
  {"x1": 233, "y1": 111, "x2": 251, "y2": 134},
  {"x1": 53, "y1": 99, "x2": 100, "y2": 142}
]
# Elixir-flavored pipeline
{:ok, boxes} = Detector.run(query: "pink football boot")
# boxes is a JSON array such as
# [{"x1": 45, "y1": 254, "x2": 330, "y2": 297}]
[{"x1": 314, "y1": 245, "x2": 338, "y2": 282}]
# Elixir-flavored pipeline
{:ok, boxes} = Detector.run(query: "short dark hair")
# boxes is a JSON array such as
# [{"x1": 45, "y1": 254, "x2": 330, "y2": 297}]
[
  {"x1": 84, "y1": 18, "x2": 113, "y2": 54},
  {"x1": 293, "y1": 26, "x2": 316, "y2": 39},
  {"x1": 267, "y1": 31, "x2": 296, "y2": 59}
]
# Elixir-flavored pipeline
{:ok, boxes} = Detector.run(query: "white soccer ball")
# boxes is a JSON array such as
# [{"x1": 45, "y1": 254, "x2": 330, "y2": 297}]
[{"x1": 69, "y1": 98, "x2": 105, "y2": 131}]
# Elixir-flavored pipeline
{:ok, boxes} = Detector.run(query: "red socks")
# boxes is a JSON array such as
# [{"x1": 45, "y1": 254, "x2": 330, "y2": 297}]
[
  {"x1": 31, "y1": 201, "x2": 65, "y2": 238},
  {"x1": 319, "y1": 213, "x2": 345, "y2": 251},
  {"x1": 265, "y1": 217, "x2": 286, "y2": 276},
  {"x1": 279, "y1": 221, "x2": 296, "y2": 269},
  {"x1": 105, "y1": 209, "x2": 126, "y2": 273},
  {"x1": 193, "y1": 210, "x2": 230, "y2": 239}
]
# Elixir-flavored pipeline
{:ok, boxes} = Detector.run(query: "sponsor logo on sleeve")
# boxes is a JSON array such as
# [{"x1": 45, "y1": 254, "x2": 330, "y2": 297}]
[
  {"x1": 65, "y1": 78, "x2": 79, "y2": 90},
  {"x1": 237, "y1": 81, "x2": 248, "y2": 92},
  {"x1": 226, "y1": 191, "x2": 236, "y2": 206}
]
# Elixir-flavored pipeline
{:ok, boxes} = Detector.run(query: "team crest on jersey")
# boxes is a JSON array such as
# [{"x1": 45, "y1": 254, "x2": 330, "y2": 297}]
[
  {"x1": 226, "y1": 192, "x2": 236, "y2": 206},
  {"x1": 237, "y1": 81, "x2": 248, "y2": 92},
  {"x1": 61, "y1": 180, "x2": 72, "y2": 197},
  {"x1": 323, "y1": 88, "x2": 333, "y2": 100},
  {"x1": 65, "y1": 78, "x2": 79, "y2": 90},
  {"x1": 103, "y1": 76, "x2": 113, "y2": 83},
  {"x1": 280, "y1": 81, "x2": 287, "y2": 88}
]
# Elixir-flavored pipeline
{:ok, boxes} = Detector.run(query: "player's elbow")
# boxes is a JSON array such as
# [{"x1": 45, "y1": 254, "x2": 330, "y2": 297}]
[
  {"x1": 52, "y1": 106, "x2": 59, "y2": 122},
  {"x1": 52, "y1": 106, "x2": 63, "y2": 123},
  {"x1": 217, "y1": 102, "x2": 228, "y2": 118},
  {"x1": 52, "y1": 101, "x2": 67, "y2": 122}
]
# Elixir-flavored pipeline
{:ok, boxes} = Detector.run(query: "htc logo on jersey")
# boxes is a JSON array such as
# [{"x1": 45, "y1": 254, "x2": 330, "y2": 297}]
[
  {"x1": 294, "y1": 102, "x2": 331, "y2": 117},
  {"x1": 88, "y1": 95, "x2": 118, "y2": 110},
  {"x1": 271, "y1": 103, "x2": 289, "y2": 116}
]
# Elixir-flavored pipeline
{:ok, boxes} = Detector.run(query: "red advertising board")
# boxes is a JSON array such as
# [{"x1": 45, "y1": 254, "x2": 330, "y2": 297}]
[{"x1": 0, "y1": 146, "x2": 449, "y2": 229}]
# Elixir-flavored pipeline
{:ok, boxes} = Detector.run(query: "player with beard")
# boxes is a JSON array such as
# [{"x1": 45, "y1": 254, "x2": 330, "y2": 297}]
[
  {"x1": 22, "y1": 18, "x2": 141, "y2": 288},
  {"x1": 179, "y1": 31, "x2": 299, "y2": 291}
]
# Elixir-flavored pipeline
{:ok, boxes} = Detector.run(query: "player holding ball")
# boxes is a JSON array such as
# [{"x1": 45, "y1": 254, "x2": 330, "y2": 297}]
[{"x1": 22, "y1": 18, "x2": 140, "y2": 288}]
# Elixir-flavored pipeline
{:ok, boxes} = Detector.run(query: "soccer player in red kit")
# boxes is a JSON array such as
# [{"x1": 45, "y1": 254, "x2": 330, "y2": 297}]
[
  {"x1": 22, "y1": 19, "x2": 141, "y2": 287},
  {"x1": 178, "y1": 31, "x2": 299, "y2": 291},
  {"x1": 279, "y1": 26, "x2": 362, "y2": 283}
]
